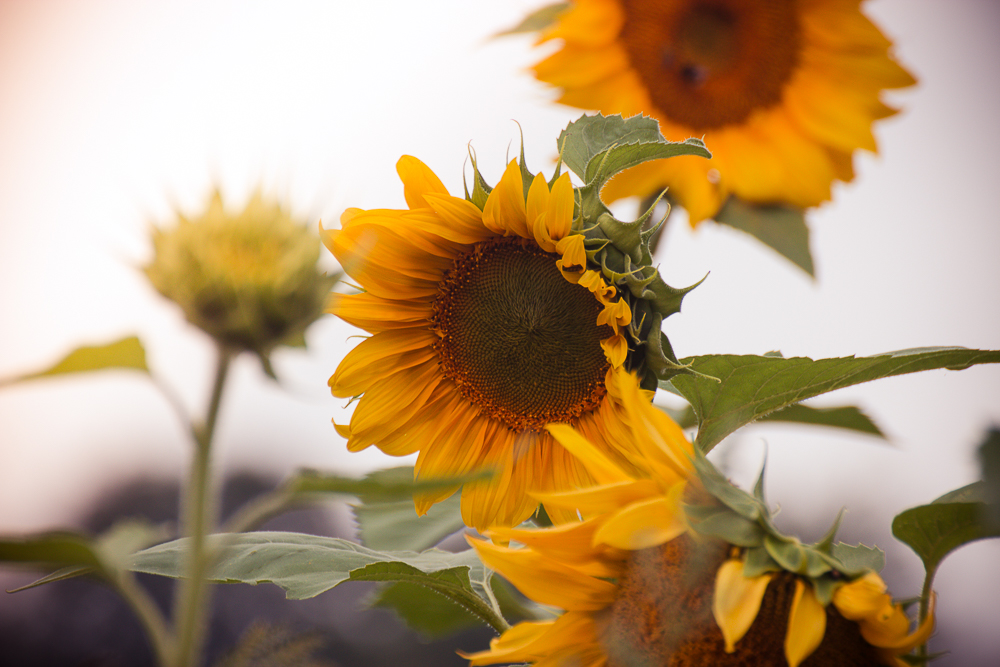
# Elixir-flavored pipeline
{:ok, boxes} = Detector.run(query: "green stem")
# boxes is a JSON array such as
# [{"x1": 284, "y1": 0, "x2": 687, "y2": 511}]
[
  {"x1": 114, "y1": 572, "x2": 174, "y2": 667},
  {"x1": 172, "y1": 345, "x2": 233, "y2": 667},
  {"x1": 915, "y1": 564, "x2": 936, "y2": 662}
]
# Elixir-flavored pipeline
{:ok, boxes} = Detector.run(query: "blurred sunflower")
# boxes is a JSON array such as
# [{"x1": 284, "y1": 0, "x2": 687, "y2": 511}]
[
  {"x1": 524, "y1": 0, "x2": 915, "y2": 223},
  {"x1": 323, "y1": 156, "x2": 643, "y2": 530},
  {"x1": 465, "y1": 373, "x2": 933, "y2": 667}
]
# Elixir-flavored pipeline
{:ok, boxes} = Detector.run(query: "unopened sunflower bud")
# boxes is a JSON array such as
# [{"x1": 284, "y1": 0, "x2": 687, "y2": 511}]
[{"x1": 145, "y1": 189, "x2": 336, "y2": 371}]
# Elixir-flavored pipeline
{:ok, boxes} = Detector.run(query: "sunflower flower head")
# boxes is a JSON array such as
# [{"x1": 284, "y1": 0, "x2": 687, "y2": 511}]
[
  {"x1": 145, "y1": 189, "x2": 336, "y2": 374},
  {"x1": 465, "y1": 372, "x2": 934, "y2": 667},
  {"x1": 512, "y1": 0, "x2": 916, "y2": 225},
  {"x1": 325, "y1": 116, "x2": 709, "y2": 530}
]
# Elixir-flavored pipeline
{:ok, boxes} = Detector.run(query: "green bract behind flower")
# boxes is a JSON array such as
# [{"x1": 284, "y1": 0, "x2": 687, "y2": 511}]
[{"x1": 145, "y1": 190, "x2": 336, "y2": 372}]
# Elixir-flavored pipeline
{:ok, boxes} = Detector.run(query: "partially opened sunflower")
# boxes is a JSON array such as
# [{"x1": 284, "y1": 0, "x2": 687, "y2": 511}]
[
  {"x1": 521, "y1": 0, "x2": 915, "y2": 224},
  {"x1": 323, "y1": 132, "x2": 702, "y2": 530},
  {"x1": 465, "y1": 372, "x2": 934, "y2": 667}
]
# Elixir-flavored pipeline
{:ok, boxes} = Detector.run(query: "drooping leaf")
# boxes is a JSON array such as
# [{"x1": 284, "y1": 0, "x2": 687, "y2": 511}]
[
  {"x1": 669, "y1": 348, "x2": 1000, "y2": 453},
  {"x1": 226, "y1": 466, "x2": 488, "y2": 533},
  {"x1": 660, "y1": 402, "x2": 885, "y2": 438},
  {"x1": 130, "y1": 532, "x2": 508, "y2": 632},
  {"x1": 368, "y1": 581, "x2": 481, "y2": 638},
  {"x1": 892, "y1": 481, "x2": 1000, "y2": 577},
  {"x1": 354, "y1": 492, "x2": 464, "y2": 552},
  {"x1": 288, "y1": 466, "x2": 487, "y2": 503},
  {"x1": 558, "y1": 114, "x2": 710, "y2": 190},
  {"x1": 495, "y1": 2, "x2": 569, "y2": 36},
  {"x1": 714, "y1": 197, "x2": 814, "y2": 276},
  {"x1": 1, "y1": 336, "x2": 149, "y2": 387},
  {"x1": 757, "y1": 404, "x2": 885, "y2": 438},
  {"x1": 2, "y1": 520, "x2": 164, "y2": 592}
]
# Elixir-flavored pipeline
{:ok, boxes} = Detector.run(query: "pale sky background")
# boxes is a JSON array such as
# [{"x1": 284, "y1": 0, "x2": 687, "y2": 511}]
[{"x1": 0, "y1": 0, "x2": 998, "y2": 664}]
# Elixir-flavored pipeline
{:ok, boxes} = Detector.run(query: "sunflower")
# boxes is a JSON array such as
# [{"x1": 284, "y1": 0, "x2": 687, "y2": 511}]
[
  {"x1": 524, "y1": 0, "x2": 916, "y2": 223},
  {"x1": 464, "y1": 372, "x2": 933, "y2": 667},
  {"x1": 323, "y1": 151, "x2": 688, "y2": 530}
]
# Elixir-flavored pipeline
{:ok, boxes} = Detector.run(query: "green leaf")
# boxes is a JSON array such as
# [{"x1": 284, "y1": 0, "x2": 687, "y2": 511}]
[
  {"x1": 495, "y1": 2, "x2": 569, "y2": 36},
  {"x1": 892, "y1": 492, "x2": 1000, "y2": 577},
  {"x1": 288, "y1": 466, "x2": 486, "y2": 503},
  {"x1": 558, "y1": 114, "x2": 711, "y2": 189},
  {"x1": 369, "y1": 581, "x2": 481, "y2": 638},
  {"x1": 1, "y1": 336, "x2": 149, "y2": 387},
  {"x1": 354, "y1": 492, "x2": 464, "y2": 552},
  {"x1": 130, "y1": 532, "x2": 509, "y2": 633},
  {"x1": 670, "y1": 348, "x2": 1000, "y2": 453},
  {"x1": 1, "y1": 520, "x2": 164, "y2": 592},
  {"x1": 757, "y1": 403, "x2": 885, "y2": 439},
  {"x1": 714, "y1": 197, "x2": 814, "y2": 276}
]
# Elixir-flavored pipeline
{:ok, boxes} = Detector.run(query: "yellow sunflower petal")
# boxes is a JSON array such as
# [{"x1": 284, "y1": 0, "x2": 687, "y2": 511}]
[
  {"x1": 396, "y1": 155, "x2": 449, "y2": 210},
  {"x1": 327, "y1": 291, "x2": 431, "y2": 332},
  {"x1": 483, "y1": 160, "x2": 528, "y2": 238},
  {"x1": 859, "y1": 593, "x2": 935, "y2": 652},
  {"x1": 713, "y1": 559, "x2": 773, "y2": 653},
  {"x1": 534, "y1": 478, "x2": 663, "y2": 516},
  {"x1": 831, "y1": 572, "x2": 890, "y2": 621},
  {"x1": 461, "y1": 612, "x2": 599, "y2": 667},
  {"x1": 330, "y1": 328, "x2": 437, "y2": 397},
  {"x1": 593, "y1": 492, "x2": 687, "y2": 550},
  {"x1": 545, "y1": 423, "x2": 631, "y2": 485},
  {"x1": 546, "y1": 172, "x2": 574, "y2": 240},
  {"x1": 487, "y1": 518, "x2": 623, "y2": 578},
  {"x1": 785, "y1": 579, "x2": 827, "y2": 667},
  {"x1": 469, "y1": 537, "x2": 617, "y2": 611}
]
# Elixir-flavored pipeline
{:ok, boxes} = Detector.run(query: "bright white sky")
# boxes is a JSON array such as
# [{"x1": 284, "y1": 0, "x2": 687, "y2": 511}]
[{"x1": 1, "y1": 1, "x2": 998, "y2": 663}]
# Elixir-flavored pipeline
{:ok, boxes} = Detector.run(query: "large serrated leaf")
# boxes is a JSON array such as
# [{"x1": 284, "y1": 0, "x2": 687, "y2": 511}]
[
  {"x1": 670, "y1": 348, "x2": 1000, "y2": 453},
  {"x1": 714, "y1": 197, "x2": 814, "y2": 276},
  {"x1": 558, "y1": 114, "x2": 710, "y2": 188},
  {"x1": 0, "y1": 336, "x2": 149, "y2": 387},
  {"x1": 130, "y1": 532, "x2": 508, "y2": 632},
  {"x1": 354, "y1": 492, "x2": 464, "y2": 552}
]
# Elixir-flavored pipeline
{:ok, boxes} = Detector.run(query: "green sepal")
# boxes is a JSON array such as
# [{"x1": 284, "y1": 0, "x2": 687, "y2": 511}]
[
  {"x1": 463, "y1": 147, "x2": 494, "y2": 211},
  {"x1": 829, "y1": 543, "x2": 886, "y2": 576},
  {"x1": 495, "y1": 2, "x2": 570, "y2": 36},
  {"x1": 692, "y1": 450, "x2": 764, "y2": 521},
  {"x1": 811, "y1": 573, "x2": 846, "y2": 607},
  {"x1": 742, "y1": 547, "x2": 780, "y2": 578},
  {"x1": 684, "y1": 505, "x2": 764, "y2": 547}
]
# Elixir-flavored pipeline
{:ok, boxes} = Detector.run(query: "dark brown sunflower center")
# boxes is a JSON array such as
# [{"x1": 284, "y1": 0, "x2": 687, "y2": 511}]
[
  {"x1": 431, "y1": 236, "x2": 612, "y2": 433},
  {"x1": 619, "y1": 0, "x2": 801, "y2": 130},
  {"x1": 599, "y1": 535, "x2": 881, "y2": 666}
]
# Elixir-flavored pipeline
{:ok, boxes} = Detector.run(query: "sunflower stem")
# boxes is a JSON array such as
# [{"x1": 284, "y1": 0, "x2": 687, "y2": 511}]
[
  {"x1": 172, "y1": 345, "x2": 233, "y2": 667},
  {"x1": 915, "y1": 563, "x2": 937, "y2": 662}
]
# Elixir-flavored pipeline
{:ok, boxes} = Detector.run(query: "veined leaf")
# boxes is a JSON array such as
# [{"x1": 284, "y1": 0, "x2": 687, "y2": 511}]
[
  {"x1": 892, "y1": 485, "x2": 1000, "y2": 577},
  {"x1": 669, "y1": 348, "x2": 1000, "y2": 452},
  {"x1": 288, "y1": 466, "x2": 487, "y2": 502},
  {"x1": 714, "y1": 197, "x2": 814, "y2": 277},
  {"x1": 130, "y1": 532, "x2": 509, "y2": 632},
  {"x1": 1, "y1": 336, "x2": 149, "y2": 387},
  {"x1": 558, "y1": 114, "x2": 710, "y2": 189},
  {"x1": 354, "y1": 492, "x2": 464, "y2": 552}
]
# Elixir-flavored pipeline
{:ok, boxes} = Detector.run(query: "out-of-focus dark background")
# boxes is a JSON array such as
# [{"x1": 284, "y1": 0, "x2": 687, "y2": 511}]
[{"x1": 1, "y1": 1, "x2": 998, "y2": 665}]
